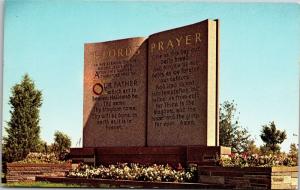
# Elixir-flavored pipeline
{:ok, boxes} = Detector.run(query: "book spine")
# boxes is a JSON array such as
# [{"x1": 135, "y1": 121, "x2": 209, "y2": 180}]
[{"x1": 207, "y1": 20, "x2": 218, "y2": 146}]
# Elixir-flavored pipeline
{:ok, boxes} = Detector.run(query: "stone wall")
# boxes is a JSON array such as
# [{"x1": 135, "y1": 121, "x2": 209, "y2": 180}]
[
  {"x1": 70, "y1": 146, "x2": 231, "y2": 167},
  {"x1": 198, "y1": 166, "x2": 298, "y2": 189},
  {"x1": 271, "y1": 167, "x2": 298, "y2": 189},
  {"x1": 6, "y1": 163, "x2": 72, "y2": 182}
]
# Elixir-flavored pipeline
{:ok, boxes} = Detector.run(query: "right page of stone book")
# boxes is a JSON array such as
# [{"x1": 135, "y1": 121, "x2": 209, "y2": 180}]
[{"x1": 147, "y1": 19, "x2": 219, "y2": 146}]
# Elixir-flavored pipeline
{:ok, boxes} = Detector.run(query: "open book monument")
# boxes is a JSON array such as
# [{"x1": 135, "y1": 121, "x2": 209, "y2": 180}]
[{"x1": 71, "y1": 19, "x2": 231, "y2": 166}]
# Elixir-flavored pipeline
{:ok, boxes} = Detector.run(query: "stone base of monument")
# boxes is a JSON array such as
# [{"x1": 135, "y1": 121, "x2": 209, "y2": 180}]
[{"x1": 70, "y1": 146, "x2": 231, "y2": 167}]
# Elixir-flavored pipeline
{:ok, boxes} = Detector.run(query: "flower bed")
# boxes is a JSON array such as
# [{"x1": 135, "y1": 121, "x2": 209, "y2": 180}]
[
  {"x1": 67, "y1": 163, "x2": 197, "y2": 183},
  {"x1": 217, "y1": 153, "x2": 297, "y2": 167},
  {"x1": 16, "y1": 152, "x2": 64, "y2": 164}
]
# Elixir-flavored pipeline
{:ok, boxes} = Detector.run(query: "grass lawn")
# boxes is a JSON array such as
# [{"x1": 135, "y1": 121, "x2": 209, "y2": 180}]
[
  {"x1": 3, "y1": 181, "x2": 90, "y2": 188},
  {"x1": 3, "y1": 181, "x2": 123, "y2": 188}
]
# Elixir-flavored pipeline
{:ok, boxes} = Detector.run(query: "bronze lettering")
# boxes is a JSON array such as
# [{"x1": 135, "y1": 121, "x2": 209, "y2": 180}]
[
  {"x1": 185, "y1": 35, "x2": 192, "y2": 45},
  {"x1": 166, "y1": 40, "x2": 174, "y2": 49},
  {"x1": 158, "y1": 41, "x2": 164, "y2": 51},
  {"x1": 195, "y1": 33, "x2": 201, "y2": 43},
  {"x1": 92, "y1": 46, "x2": 141, "y2": 61},
  {"x1": 151, "y1": 32, "x2": 201, "y2": 53},
  {"x1": 93, "y1": 83, "x2": 104, "y2": 96},
  {"x1": 176, "y1": 36, "x2": 183, "y2": 47},
  {"x1": 151, "y1": 43, "x2": 156, "y2": 52},
  {"x1": 94, "y1": 71, "x2": 100, "y2": 79},
  {"x1": 108, "y1": 49, "x2": 116, "y2": 57},
  {"x1": 118, "y1": 48, "x2": 124, "y2": 57},
  {"x1": 125, "y1": 47, "x2": 131, "y2": 56}
]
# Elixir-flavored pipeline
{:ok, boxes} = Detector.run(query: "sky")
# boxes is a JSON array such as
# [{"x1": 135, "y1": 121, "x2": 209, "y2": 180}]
[{"x1": 3, "y1": 0, "x2": 299, "y2": 152}]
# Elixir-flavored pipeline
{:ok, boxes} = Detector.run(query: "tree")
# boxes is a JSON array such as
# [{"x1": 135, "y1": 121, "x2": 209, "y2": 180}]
[
  {"x1": 289, "y1": 143, "x2": 298, "y2": 157},
  {"x1": 288, "y1": 143, "x2": 298, "y2": 162},
  {"x1": 260, "y1": 121, "x2": 286, "y2": 153},
  {"x1": 246, "y1": 140, "x2": 260, "y2": 155},
  {"x1": 3, "y1": 74, "x2": 42, "y2": 162},
  {"x1": 52, "y1": 131, "x2": 71, "y2": 160},
  {"x1": 219, "y1": 100, "x2": 252, "y2": 153},
  {"x1": 35, "y1": 139, "x2": 49, "y2": 154}
]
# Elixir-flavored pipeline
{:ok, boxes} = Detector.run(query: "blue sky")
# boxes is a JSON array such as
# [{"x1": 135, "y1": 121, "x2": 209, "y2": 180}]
[{"x1": 3, "y1": 1, "x2": 299, "y2": 151}]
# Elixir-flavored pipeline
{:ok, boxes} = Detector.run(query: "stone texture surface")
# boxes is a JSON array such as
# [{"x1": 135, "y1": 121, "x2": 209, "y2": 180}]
[
  {"x1": 291, "y1": 178, "x2": 298, "y2": 186},
  {"x1": 83, "y1": 38, "x2": 147, "y2": 147},
  {"x1": 70, "y1": 146, "x2": 230, "y2": 167},
  {"x1": 6, "y1": 163, "x2": 72, "y2": 182},
  {"x1": 198, "y1": 166, "x2": 298, "y2": 190},
  {"x1": 147, "y1": 19, "x2": 219, "y2": 146},
  {"x1": 271, "y1": 167, "x2": 298, "y2": 189},
  {"x1": 186, "y1": 146, "x2": 230, "y2": 165},
  {"x1": 69, "y1": 147, "x2": 95, "y2": 164},
  {"x1": 199, "y1": 175, "x2": 224, "y2": 184}
]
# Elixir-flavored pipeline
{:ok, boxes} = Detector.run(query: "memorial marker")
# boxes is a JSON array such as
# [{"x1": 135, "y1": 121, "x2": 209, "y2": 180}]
[{"x1": 82, "y1": 19, "x2": 219, "y2": 147}]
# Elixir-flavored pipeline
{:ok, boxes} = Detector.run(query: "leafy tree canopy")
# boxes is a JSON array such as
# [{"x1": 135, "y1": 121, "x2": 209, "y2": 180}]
[{"x1": 260, "y1": 121, "x2": 286, "y2": 153}]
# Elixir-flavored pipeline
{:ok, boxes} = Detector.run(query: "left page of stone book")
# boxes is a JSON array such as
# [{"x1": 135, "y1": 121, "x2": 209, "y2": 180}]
[{"x1": 83, "y1": 37, "x2": 147, "y2": 147}]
